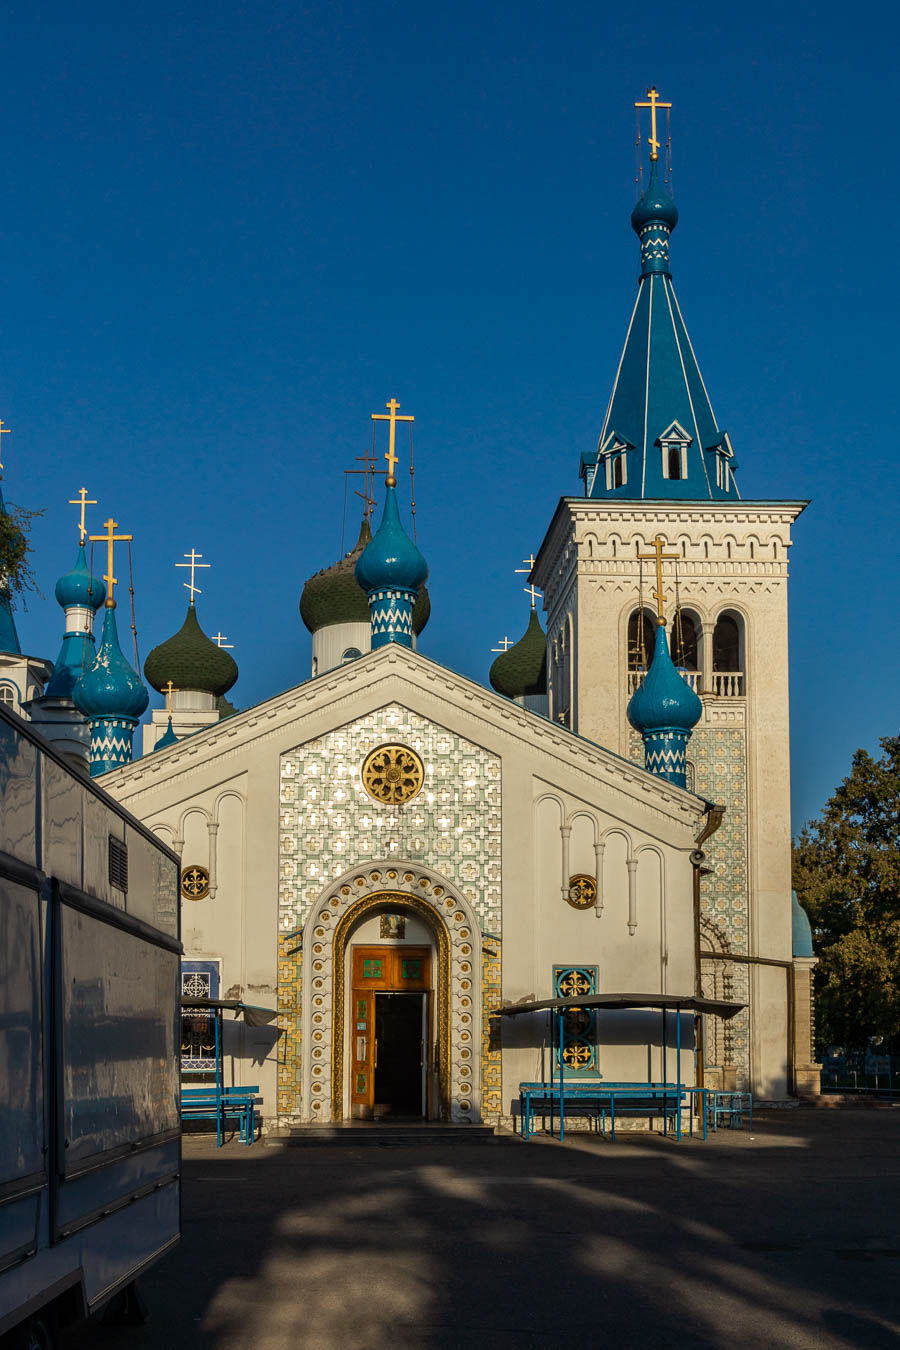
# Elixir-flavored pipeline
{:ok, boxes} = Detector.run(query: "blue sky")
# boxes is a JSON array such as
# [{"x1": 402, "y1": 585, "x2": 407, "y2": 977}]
[{"x1": 1, "y1": 0, "x2": 894, "y2": 830}]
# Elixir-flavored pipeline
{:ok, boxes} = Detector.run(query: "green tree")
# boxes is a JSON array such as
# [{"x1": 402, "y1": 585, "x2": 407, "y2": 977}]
[
  {"x1": 0, "y1": 502, "x2": 42, "y2": 603},
  {"x1": 793, "y1": 736, "x2": 900, "y2": 1053}
]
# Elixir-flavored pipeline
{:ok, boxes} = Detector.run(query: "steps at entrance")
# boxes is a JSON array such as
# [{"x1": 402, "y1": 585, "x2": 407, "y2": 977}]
[{"x1": 266, "y1": 1123, "x2": 498, "y2": 1146}]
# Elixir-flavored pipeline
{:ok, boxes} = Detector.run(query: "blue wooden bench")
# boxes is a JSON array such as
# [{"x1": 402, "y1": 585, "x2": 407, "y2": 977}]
[
  {"x1": 706, "y1": 1089, "x2": 752, "y2": 1131},
  {"x1": 517, "y1": 1081, "x2": 704, "y2": 1142},
  {"x1": 181, "y1": 1085, "x2": 260, "y2": 1146}
]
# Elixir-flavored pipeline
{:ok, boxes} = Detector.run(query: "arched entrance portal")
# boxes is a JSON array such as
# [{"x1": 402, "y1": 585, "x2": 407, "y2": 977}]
[
  {"x1": 334, "y1": 893, "x2": 449, "y2": 1120},
  {"x1": 299, "y1": 862, "x2": 483, "y2": 1125}
]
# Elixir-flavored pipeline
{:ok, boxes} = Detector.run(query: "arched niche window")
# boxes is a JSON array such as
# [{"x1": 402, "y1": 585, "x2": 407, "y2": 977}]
[
  {"x1": 627, "y1": 608, "x2": 657, "y2": 673},
  {"x1": 613, "y1": 455, "x2": 624, "y2": 488},
  {"x1": 667, "y1": 446, "x2": 682, "y2": 480},
  {"x1": 0, "y1": 684, "x2": 15, "y2": 707},
  {"x1": 342, "y1": 647, "x2": 362, "y2": 664},
  {"x1": 712, "y1": 611, "x2": 745, "y2": 695},
  {"x1": 671, "y1": 609, "x2": 699, "y2": 671}
]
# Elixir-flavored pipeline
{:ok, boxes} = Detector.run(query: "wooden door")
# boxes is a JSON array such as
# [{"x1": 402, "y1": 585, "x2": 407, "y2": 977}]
[{"x1": 349, "y1": 946, "x2": 431, "y2": 1116}]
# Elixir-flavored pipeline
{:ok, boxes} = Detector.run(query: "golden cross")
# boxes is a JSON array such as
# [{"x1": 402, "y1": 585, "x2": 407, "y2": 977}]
[
  {"x1": 211, "y1": 632, "x2": 233, "y2": 649},
  {"x1": 635, "y1": 86, "x2": 672, "y2": 162},
  {"x1": 491, "y1": 636, "x2": 513, "y2": 653},
  {"x1": 89, "y1": 517, "x2": 132, "y2": 607},
  {"x1": 0, "y1": 418, "x2": 10, "y2": 477},
  {"x1": 176, "y1": 548, "x2": 210, "y2": 603},
  {"x1": 515, "y1": 555, "x2": 539, "y2": 609},
  {"x1": 162, "y1": 680, "x2": 178, "y2": 714},
  {"x1": 68, "y1": 487, "x2": 98, "y2": 544},
  {"x1": 371, "y1": 398, "x2": 414, "y2": 486},
  {"x1": 638, "y1": 534, "x2": 680, "y2": 620}
]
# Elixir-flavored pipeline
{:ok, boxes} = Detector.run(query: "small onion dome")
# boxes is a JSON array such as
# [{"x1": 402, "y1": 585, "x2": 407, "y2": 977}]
[
  {"x1": 300, "y1": 518, "x2": 430, "y2": 635},
  {"x1": 791, "y1": 890, "x2": 814, "y2": 958},
  {"x1": 55, "y1": 543, "x2": 105, "y2": 611},
  {"x1": 627, "y1": 618, "x2": 701, "y2": 734},
  {"x1": 355, "y1": 486, "x2": 428, "y2": 595},
  {"x1": 490, "y1": 609, "x2": 548, "y2": 698},
  {"x1": 73, "y1": 606, "x2": 150, "y2": 720},
  {"x1": 144, "y1": 604, "x2": 238, "y2": 697},
  {"x1": 153, "y1": 717, "x2": 179, "y2": 751},
  {"x1": 631, "y1": 158, "x2": 679, "y2": 235}
]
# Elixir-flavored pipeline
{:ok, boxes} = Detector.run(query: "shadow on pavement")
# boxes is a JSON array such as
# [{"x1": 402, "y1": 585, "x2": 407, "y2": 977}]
[{"x1": 62, "y1": 1111, "x2": 900, "y2": 1350}]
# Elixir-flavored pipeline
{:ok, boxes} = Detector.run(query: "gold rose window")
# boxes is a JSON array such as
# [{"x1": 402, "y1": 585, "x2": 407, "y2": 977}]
[{"x1": 361, "y1": 744, "x2": 425, "y2": 805}]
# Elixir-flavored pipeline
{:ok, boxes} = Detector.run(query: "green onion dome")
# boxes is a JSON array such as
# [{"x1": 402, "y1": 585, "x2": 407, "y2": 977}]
[
  {"x1": 143, "y1": 604, "x2": 238, "y2": 697},
  {"x1": 489, "y1": 609, "x2": 548, "y2": 699},
  {"x1": 300, "y1": 519, "x2": 430, "y2": 635}
]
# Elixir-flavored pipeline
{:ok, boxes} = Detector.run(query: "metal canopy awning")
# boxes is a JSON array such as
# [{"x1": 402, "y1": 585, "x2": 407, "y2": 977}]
[
  {"x1": 497, "y1": 992, "x2": 746, "y2": 1019},
  {"x1": 180, "y1": 997, "x2": 280, "y2": 1028}
]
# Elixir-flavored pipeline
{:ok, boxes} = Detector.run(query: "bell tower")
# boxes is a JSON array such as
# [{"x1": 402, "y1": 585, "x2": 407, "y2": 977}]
[{"x1": 533, "y1": 92, "x2": 810, "y2": 1100}]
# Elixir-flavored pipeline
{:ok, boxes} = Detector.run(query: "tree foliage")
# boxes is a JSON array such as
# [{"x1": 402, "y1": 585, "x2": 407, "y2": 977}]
[
  {"x1": 0, "y1": 501, "x2": 42, "y2": 602},
  {"x1": 793, "y1": 736, "x2": 900, "y2": 1052}
]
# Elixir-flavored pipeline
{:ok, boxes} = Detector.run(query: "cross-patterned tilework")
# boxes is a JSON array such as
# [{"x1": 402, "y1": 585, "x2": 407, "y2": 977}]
[{"x1": 630, "y1": 723, "x2": 751, "y2": 1090}]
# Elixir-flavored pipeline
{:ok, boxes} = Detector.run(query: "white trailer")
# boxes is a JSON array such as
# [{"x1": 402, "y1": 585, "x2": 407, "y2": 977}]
[{"x1": 0, "y1": 704, "x2": 181, "y2": 1346}]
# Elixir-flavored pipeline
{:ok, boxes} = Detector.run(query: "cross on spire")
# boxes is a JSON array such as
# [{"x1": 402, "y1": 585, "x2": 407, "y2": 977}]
[
  {"x1": 68, "y1": 487, "x2": 98, "y2": 544},
  {"x1": 89, "y1": 517, "x2": 133, "y2": 607},
  {"x1": 176, "y1": 549, "x2": 210, "y2": 604},
  {"x1": 0, "y1": 418, "x2": 11, "y2": 478},
  {"x1": 211, "y1": 632, "x2": 233, "y2": 649},
  {"x1": 161, "y1": 679, "x2": 178, "y2": 714},
  {"x1": 371, "y1": 398, "x2": 414, "y2": 486},
  {"x1": 638, "y1": 533, "x2": 680, "y2": 620},
  {"x1": 635, "y1": 86, "x2": 672, "y2": 162},
  {"x1": 515, "y1": 555, "x2": 540, "y2": 609}
]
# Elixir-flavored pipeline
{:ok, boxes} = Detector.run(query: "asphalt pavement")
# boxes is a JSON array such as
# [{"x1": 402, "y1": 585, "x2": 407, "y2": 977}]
[{"x1": 62, "y1": 1110, "x2": 900, "y2": 1350}]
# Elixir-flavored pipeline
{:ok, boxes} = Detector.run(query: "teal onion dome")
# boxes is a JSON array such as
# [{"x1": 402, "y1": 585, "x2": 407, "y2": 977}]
[
  {"x1": 154, "y1": 716, "x2": 179, "y2": 751},
  {"x1": 73, "y1": 606, "x2": 149, "y2": 721},
  {"x1": 490, "y1": 610, "x2": 548, "y2": 699},
  {"x1": 791, "y1": 891, "x2": 814, "y2": 958},
  {"x1": 300, "y1": 519, "x2": 430, "y2": 636},
  {"x1": 144, "y1": 604, "x2": 238, "y2": 697},
  {"x1": 630, "y1": 158, "x2": 678, "y2": 234},
  {"x1": 355, "y1": 486, "x2": 428, "y2": 594},
  {"x1": 54, "y1": 544, "x2": 105, "y2": 611},
  {"x1": 627, "y1": 619, "x2": 702, "y2": 734}
]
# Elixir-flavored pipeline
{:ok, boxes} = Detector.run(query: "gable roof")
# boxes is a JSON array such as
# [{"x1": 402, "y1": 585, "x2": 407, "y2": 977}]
[{"x1": 104, "y1": 645, "x2": 707, "y2": 836}]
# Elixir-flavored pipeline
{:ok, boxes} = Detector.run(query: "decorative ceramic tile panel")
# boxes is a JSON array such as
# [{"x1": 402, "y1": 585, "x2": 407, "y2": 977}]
[
  {"x1": 277, "y1": 704, "x2": 502, "y2": 1120},
  {"x1": 630, "y1": 723, "x2": 751, "y2": 1090}
]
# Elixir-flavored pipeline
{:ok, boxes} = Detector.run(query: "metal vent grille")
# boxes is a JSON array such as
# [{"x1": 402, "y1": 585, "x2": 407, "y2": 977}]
[{"x1": 108, "y1": 836, "x2": 128, "y2": 892}]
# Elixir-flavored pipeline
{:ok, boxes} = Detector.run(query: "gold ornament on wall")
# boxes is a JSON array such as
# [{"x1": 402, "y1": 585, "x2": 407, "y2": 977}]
[
  {"x1": 181, "y1": 865, "x2": 210, "y2": 900},
  {"x1": 567, "y1": 875, "x2": 597, "y2": 910},
  {"x1": 361, "y1": 744, "x2": 425, "y2": 805}
]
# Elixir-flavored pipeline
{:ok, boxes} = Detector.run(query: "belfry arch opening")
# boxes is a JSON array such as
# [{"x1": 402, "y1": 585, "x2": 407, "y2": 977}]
[
  {"x1": 712, "y1": 610, "x2": 745, "y2": 696},
  {"x1": 627, "y1": 607, "x2": 657, "y2": 676}
]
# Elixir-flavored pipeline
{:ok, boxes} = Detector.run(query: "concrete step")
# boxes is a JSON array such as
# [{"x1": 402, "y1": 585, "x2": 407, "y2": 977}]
[{"x1": 265, "y1": 1123, "x2": 498, "y2": 1145}]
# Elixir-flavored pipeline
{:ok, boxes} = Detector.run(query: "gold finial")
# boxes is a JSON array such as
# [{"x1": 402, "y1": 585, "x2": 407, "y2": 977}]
[
  {"x1": 89, "y1": 517, "x2": 133, "y2": 607},
  {"x1": 491, "y1": 636, "x2": 513, "y2": 653},
  {"x1": 634, "y1": 86, "x2": 672, "y2": 162},
  {"x1": 176, "y1": 549, "x2": 210, "y2": 604},
  {"x1": 68, "y1": 487, "x2": 98, "y2": 544},
  {"x1": 371, "y1": 398, "x2": 414, "y2": 487},
  {"x1": 211, "y1": 632, "x2": 233, "y2": 649},
  {"x1": 515, "y1": 555, "x2": 539, "y2": 610},
  {"x1": 161, "y1": 679, "x2": 178, "y2": 715},
  {"x1": 0, "y1": 418, "x2": 11, "y2": 478},
  {"x1": 638, "y1": 534, "x2": 680, "y2": 620}
]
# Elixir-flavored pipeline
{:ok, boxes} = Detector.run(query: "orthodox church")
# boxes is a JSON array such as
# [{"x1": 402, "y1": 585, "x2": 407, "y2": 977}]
[{"x1": 0, "y1": 95, "x2": 821, "y2": 1125}]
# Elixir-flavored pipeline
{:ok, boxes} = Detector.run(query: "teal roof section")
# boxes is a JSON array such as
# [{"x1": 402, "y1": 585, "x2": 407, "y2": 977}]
[
  {"x1": 355, "y1": 484, "x2": 428, "y2": 594},
  {"x1": 0, "y1": 482, "x2": 22, "y2": 655},
  {"x1": 584, "y1": 159, "x2": 740, "y2": 502},
  {"x1": 791, "y1": 890, "x2": 815, "y2": 958},
  {"x1": 627, "y1": 618, "x2": 702, "y2": 735},
  {"x1": 73, "y1": 604, "x2": 150, "y2": 721},
  {"x1": 153, "y1": 716, "x2": 179, "y2": 751}
]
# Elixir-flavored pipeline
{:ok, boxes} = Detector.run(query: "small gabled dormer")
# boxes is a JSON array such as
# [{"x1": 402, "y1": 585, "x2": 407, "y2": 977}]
[
  {"x1": 656, "y1": 420, "x2": 692, "y2": 482},
  {"x1": 707, "y1": 431, "x2": 738, "y2": 494},
  {"x1": 597, "y1": 431, "x2": 633, "y2": 491}
]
